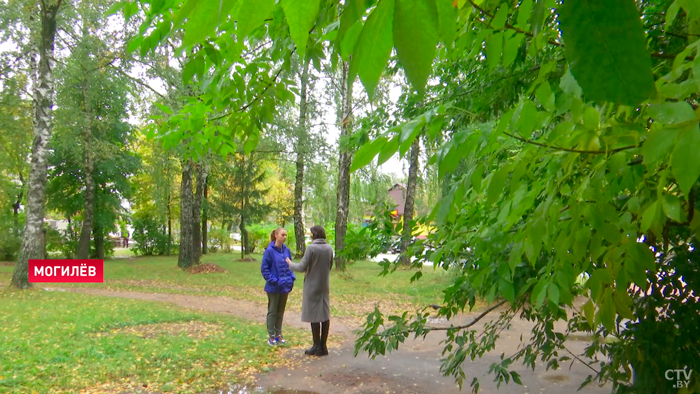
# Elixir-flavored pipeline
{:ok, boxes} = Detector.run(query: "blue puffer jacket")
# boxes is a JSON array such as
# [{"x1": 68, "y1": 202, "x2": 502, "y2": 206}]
[{"x1": 261, "y1": 241, "x2": 296, "y2": 294}]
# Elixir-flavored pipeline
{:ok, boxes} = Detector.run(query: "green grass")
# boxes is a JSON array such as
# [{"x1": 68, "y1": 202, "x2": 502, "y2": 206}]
[
  {"x1": 0, "y1": 252, "x2": 453, "y2": 321},
  {"x1": 0, "y1": 287, "x2": 306, "y2": 394},
  {"x1": 0, "y1": 253, "x2": 454, "y2": 393}
]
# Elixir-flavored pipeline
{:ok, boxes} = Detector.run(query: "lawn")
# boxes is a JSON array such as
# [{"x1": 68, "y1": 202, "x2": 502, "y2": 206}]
[
  {"x1": 0, "y1": 252, "x2": 454, "y2": 322},
  {"x1": 0, "y1": 252, "x2": 454, "y2": 393},
  {"x1": 0, "y1": 287, "x2": 307, "y2": 394}
]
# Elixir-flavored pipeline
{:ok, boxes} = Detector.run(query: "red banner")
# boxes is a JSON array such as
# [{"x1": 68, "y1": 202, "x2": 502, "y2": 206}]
[{"x1": 28, "y1": 259, "x2": 104, "y2": 283}]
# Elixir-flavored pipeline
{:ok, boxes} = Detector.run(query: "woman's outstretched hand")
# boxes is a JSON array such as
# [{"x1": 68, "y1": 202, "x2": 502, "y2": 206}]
[{"x1": 286, "y1": 257, "x2": 292, "y2": 265}]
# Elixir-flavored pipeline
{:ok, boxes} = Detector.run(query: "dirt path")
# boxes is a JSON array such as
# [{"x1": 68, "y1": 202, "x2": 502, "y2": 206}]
[{"x1": 57, "y1": 287, "x2": 611, "y2": 394}]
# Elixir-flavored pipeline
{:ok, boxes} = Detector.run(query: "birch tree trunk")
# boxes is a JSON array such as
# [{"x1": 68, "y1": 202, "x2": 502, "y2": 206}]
[
  {"x1": 400, "y1": 139, "x2": 420, "y2": 266},
  {"x1": 293, "y1": 58, "x2": 310, "y2": 258},
  {"x1": 12, "y1": 0, "x2": 62, "y2": 289},
  {"x1": 335, "y1": 61, "x2": 353, "y2": 270},
  {"x1": 178, "y1": 158, "x2": 194, "y2": 268}
]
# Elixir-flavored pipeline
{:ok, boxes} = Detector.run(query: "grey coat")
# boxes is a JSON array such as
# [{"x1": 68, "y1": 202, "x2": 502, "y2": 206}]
[{"x1": 288, "y1": 238, "x2": 334, "y2": 323}]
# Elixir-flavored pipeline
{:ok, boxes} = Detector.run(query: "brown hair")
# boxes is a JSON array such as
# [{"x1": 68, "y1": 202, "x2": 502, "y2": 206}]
[
  {"x1": 270, "y1": 227, "x2": 286, "y2": 242},
  {"x1": 310, "y1": 225, "x2": 326, "y2": 239}
]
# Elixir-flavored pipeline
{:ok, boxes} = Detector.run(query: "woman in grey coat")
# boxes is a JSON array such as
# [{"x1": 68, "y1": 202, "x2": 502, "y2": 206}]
[{"x1": 286, "y1": 225, "x2": 334, "y2": 356}]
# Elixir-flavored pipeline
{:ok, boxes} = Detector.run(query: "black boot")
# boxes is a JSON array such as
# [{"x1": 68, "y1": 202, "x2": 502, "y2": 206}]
[
  {"x1": 305, "y1": 323, "x2": 322, "y2": 356},
  {"x1": 320, "y1": 320, "x2": 330, "y2": 356}
]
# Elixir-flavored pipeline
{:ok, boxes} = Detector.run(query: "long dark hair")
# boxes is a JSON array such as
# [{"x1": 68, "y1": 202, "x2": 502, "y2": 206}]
[{"x1": 310, "y1": 225, "x2": 326, "y2": 239}]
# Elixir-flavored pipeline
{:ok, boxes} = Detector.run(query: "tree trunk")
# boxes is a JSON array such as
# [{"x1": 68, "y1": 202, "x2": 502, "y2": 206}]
[
  {"x1": 293, "y1": 58, "x2": 310, "y2": 258},
  {"x1": 400, "y1": 139, "x2": 420, "y2": 266},
  {"x1": 93, "y1": 223, "x2": 105, "y2": 260},
  {"x1": 335, "y1": 61, "x2": 353, "y2": 270},
  {"x1": 12, "y1": 1, "x2": 61, "y2": 289},
  {"x1": 77, "y1": 74, "x2": 94, "y2": 259},
  {"x1": 178, "y1": 158, "x2": 194, "y2": 268},
  {"x1": 192, "y1": 163, "x2": 206, "y2": 264},
  {"x1": 240, "y1": 215, "x2": 248, "y2": 259},
  {"x1": 202, "y1": 176, "x2": 208, "y2": 255},
  {"x1": 167, "y1": 194, "x2": 172, "y2": 255}
]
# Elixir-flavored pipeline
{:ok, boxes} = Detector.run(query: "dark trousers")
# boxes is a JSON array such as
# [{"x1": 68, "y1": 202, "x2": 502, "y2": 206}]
[{"x1": 266, "y1": 292, "x2": 288, "y2": 337}]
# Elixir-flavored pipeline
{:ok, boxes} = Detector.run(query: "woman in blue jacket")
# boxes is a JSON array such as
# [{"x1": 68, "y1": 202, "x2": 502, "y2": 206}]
[{"x1": 261, "y1": 227, "x2": 296, "y2": 346}]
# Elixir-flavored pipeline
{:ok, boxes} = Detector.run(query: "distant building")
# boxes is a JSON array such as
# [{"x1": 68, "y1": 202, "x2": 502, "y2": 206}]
[{"x1": 387, "y1": 183, "x2": 407, "y2": 219}]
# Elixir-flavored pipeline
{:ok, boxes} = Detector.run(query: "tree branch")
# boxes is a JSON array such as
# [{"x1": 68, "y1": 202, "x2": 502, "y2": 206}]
[
  {"x1": 424, "y1": 300, "x2": 508, "y2": 332},
  {"x1": 208, "y1": 63, "x2": 289, "y2": 122},
  {"x1": 109, "y1": 64, "x2": 168, "y2": 100},
  {"x1": 564, "y1": 345, "x2": 600, "y2": 374},
  {"x1": 504, "y1": 131, "x2": 637, "y2": 155}
]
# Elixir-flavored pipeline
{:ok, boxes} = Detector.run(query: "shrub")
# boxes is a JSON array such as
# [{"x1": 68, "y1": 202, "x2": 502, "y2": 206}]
[
  {"x1": 208, "y1": 228, "x2": 232, "y2": 253},
  {"x1": 131, "y1": 211, "x2": 169, "y2": 256},
  {"x1": 46, "y1": 225, "x2": 78, "y2": 259},
  {"x1": 0, "y1": 215, "x2": 22, "y2": 260}
]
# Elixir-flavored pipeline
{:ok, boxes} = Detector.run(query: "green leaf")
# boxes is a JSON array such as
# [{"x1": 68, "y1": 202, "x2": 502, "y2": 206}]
[
  {"x1": 587, "y1": 269, "x2": 612, "y2": 301},
  {"x1": 436, "y1": 186, "x2": 457, "y2": 224},
  {"x1": 243, "y1": 132, "x2": 259, "y2": 154},
  {"x1": 127, "y1": 36, "x2": 143, "y2": 54},
  {"x1": 642, "y1": 128, "x2": 679, "y2": 164},
  {"x1": 486, "y1": 32, "x2": 503, "y2": 72},
  {"x1": 487, "y1": 165, "x2": 510, "y2": 205},
  {"x1": 514, "y1": 101, "x2": 538, "y2": 138},
  {"x1": 598, "y1": 289, "x2": 616, "y2": 332},
  {"x1": 649, "y1": 102, "x2": 697, "y2": 125},
  {"x1": 182, "y1": 0, "x2": 239, "y2": 48},
  {"x1": 339, "y1": 0, "x2": 368, "y2": 48},
  {"x1": 377, "y1": 136, "x2": 399, "y2": 165},
  {"x1": 154, "y1": 103, "x2": 172, "y2": 115},
  {"x1": 582, "y1": 299, "x2": 595, "y2": 327},
  {"x1": 491, "y1": 4, "x2": 508, "y2": 30},
  {"x1": 341, "y1": 23, "x2": 364, "y2": 61},
  {"x1": 399, "y1": 119, "x2": 423, "y2": 157},
  {"x1": 559, "y1": 68, "x2": 582, "y2": 99},
  {"x1": 662, "y1": 193, "x2": 683, "y2": 222},
  {"x1": 613, "y1": 289, "x2": 635, "y2": 320},
  {"x1": 558, "y1": 0, "x2": 656, "y2": 105},
  {"x1": 503, "y1": 33, "x2": 525, "y2": 68},
  {"x1": 671, "y1": 125, "x2": 700, "y2": 197},
  {"x1": 106, "y1": 1, "x2": 125, "y2": 16},
  {"x1": 641, "y1": 200, "x2": 660, "y2": 233},
  {"x1": 471, "y1": 164, "x2": 485, "y2": 193},
  {"x1": 535, "y1": 81, "x2": 555, "y2": 112},
  {"x1": 350, "y1": 0, "x2": 394, "y2": 100},
  {"x1": 583, "y1": 107, "x2": 599, "y2": 130},
  {"x1": 281, "y1": 0, "x2": 321, "y2": 59},
  {"x1": 235, "y1": 0, "x2": 275, "y2": 39},
  {"x1": 510, "y1": 371, "x2": 523, "y2": 386},
  {"x1": 531, "y1": 0, "x2": 546, "y2": 36},
  {"x1": 394, "y1": 0, "x2": 439, "y2": 93},
  {"x1": 517, "y1": 0, "x2": 533, "y2": 28},
  {"x1": 437, "y1": 141, "x2": 462, "y2": 176},
  {"x1": 436, "y1": 0, "x2": 458, "y2": 48},
  {"x1": 173, "y1": 0, "x2": 199, "y2": 30},
  {"x1": 628, "y1": 242, "x2": 656, "y2": 271},
  {"x1": 351, "y1": 137, "x2": 388, "y2": 172},
  {"x1": 499, "y1": 278, "x2": 515, "y2": 304},
  {"x1": 531, "y1": 279, "x2": 548, "y2": 308},
  {"x1": 183, "y1": 60, "x2": 196, "y2": 85},
  {"x1": 666, "y1": 0, "x2": 685, "y2": 31},
  {"x1": 548, "y1": 283, "x2": 560, "y2": 305}
]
